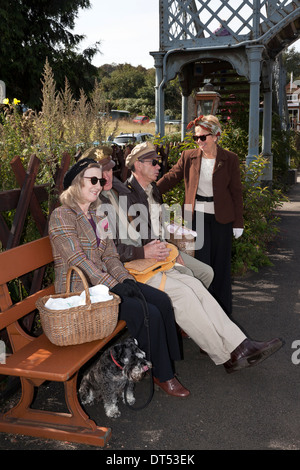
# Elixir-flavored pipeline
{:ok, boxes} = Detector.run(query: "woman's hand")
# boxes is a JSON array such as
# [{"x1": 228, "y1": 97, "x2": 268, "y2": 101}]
[
  {"x1": 144, "y1": 240, "x2": 171, "y2": 261},
  {"x1": 233, "y1": 228, "x2": 244, "y2": 239},
  {"x1": 111, "y1": 279, "x2": 143, "y2": 299}
]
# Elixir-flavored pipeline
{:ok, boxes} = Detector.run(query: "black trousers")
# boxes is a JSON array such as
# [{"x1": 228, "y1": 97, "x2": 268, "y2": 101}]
[
  {"x1": 193, "y1": 212, "x2": 233, "y2": 315},
  {"x1": 118, "y1": 282, "x2": 181, "y2": 382}
]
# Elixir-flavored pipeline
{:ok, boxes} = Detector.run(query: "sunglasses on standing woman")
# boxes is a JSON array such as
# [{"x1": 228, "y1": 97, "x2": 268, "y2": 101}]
[{"x1": 193, "y1": 134, "x2": 212, "y2": 142}]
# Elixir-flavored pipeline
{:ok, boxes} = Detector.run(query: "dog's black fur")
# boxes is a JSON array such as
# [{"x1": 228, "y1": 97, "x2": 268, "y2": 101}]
[{"x1": 79, "y1": 337, "x2": 152, "y2": 418}]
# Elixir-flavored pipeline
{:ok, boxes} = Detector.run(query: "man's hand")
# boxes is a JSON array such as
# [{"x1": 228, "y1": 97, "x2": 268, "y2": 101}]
[{"x1": 143, "y1": 240, "x2": 171, "y2": 261}]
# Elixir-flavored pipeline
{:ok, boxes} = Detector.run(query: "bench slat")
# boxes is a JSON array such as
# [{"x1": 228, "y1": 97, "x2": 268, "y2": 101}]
[
  {"x1": 0, "y1": 285, "x2": 55, "y2": 330},
  {"x1": 0, "y1": 320, "x2": 126, "y2": 381},
  {"x1": 0, "y1": 237, "x2": 53, "y2": 285}
]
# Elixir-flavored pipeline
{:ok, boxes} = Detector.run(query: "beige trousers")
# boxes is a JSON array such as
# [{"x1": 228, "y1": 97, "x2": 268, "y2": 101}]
[
  {"x1": 176, "y1": 250, "x2": 214, "y2": 288},
  {"x1": 146, "y1": 268, "x2": 246, "y2": 365}
]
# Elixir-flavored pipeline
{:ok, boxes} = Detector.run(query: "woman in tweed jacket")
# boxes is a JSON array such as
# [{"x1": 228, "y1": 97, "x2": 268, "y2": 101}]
[{"x1": 48, "y1": 157, "x2": 189, "y2": 397}]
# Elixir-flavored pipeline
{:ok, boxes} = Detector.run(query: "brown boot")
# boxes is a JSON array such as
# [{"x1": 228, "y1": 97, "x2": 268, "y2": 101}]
[{"x1": 224, "y1": 338, "x2": 283, "y2": 373}]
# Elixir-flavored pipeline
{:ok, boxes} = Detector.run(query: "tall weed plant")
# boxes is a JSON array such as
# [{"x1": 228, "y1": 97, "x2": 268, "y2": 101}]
[{"x1": 0, "y1": 59, "x2": 114, "y2": 192}]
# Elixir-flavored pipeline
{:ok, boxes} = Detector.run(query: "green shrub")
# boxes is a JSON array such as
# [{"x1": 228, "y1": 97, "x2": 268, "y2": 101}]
[{"x1": 232, "y1": 156, "x2": 287, "y2": 275}]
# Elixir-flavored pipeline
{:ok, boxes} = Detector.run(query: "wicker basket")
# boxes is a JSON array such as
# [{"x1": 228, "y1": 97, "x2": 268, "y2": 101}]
[{"x1": 36, "y1": 266, "x2": 120, "y2": 346}]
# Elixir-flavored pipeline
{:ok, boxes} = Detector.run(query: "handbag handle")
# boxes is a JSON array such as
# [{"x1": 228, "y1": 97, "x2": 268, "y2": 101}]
[{"x1": 65, "y1": 266, "x2": 92, "y2": 307}]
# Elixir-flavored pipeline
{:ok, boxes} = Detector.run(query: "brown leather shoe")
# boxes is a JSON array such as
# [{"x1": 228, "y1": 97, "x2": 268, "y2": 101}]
[
  {"x1": 153, "y1": 376, "x2": 190, "y2": 397},
  {"x1": 224, "y1": 338, "x2": 283, "y2": 374}
]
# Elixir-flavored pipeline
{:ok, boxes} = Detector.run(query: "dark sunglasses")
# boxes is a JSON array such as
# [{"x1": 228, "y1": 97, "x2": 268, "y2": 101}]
[
  {"x1": 193, "y1": 133, "x2": 212, "y2": 142},
  {"x1": 140, "y1": 159, "x2": 162, "y2": 166},
  {"x1": 83, "y1": 176, "x2": 107, "y2": 186}
]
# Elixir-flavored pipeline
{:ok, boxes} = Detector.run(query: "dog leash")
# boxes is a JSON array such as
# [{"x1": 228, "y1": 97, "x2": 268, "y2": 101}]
[{"x1": 124, "y1": 290, "x2": 154, "y2": 411}]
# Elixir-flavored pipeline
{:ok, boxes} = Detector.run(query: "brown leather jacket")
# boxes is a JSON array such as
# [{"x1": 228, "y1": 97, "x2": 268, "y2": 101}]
[{"x1": 157, "y1": 146, "x2": 244, "y2": 228}]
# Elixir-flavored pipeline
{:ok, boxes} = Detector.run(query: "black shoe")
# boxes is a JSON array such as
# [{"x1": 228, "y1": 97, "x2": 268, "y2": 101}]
[{"x1": 224, "y1": 338, "x2": 283, "y2": 373}]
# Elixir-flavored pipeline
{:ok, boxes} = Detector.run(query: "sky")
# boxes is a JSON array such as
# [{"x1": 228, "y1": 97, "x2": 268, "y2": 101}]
[
  {"x1": 73, "y1": 1, "x2": 300, "y2": 70},
  {"x1": 73, "y1": 1, "x2": 160, "y2": 69}
]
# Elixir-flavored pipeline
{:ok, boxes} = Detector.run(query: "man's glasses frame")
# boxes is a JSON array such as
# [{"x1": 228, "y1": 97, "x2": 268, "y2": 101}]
[
  {"x1": 193, "y1": 133, "x2": 212, "y2": 142},
  {"x1": 139, "y1": 159, "x2": 162, "y2": 166},
  {"x1": 83, "y1": 176, "x2": 107, "y2": 186}
]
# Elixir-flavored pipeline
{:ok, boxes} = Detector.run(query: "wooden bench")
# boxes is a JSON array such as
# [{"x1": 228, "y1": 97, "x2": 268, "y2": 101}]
[{"x1": 0, "y1": 236, "x2": 126, "y2": 447}]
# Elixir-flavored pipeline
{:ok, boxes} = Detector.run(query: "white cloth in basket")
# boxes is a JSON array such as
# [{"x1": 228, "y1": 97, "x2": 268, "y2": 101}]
[{"x1": 45, "y1": 284, "x2": 113, "y2": 311}]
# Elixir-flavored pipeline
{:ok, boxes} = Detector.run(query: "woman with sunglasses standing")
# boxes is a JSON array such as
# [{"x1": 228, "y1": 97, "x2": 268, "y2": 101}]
[
  {"x1": 157, "y1": 114, "x2": 244, "y2": 316},
  {"x1": 48, "y1": 157, "x2": 189, "y2": 397}
]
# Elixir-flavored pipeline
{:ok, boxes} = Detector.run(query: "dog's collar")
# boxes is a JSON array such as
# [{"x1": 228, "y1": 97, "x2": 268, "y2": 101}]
[{"x1": 110, "y1": 350, "x2": 123, "y2": 370}]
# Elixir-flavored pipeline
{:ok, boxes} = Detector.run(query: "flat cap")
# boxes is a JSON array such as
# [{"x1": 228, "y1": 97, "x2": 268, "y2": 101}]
[
  {"x1": 80, "y1": 146, "x2": 115, "y2": 171},
  {"x1": 125, "y1": 142, "x2": 158, "y2": 168}
]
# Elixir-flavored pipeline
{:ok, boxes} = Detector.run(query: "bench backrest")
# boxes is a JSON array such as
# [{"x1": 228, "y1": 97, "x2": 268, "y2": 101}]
[{"x1": 0, "y1": 236, "x2": 54, "y2": 333}]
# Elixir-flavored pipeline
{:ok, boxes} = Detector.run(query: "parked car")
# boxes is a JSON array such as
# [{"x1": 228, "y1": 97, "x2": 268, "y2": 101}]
[
  {"x1": 164, "y1": 117, "x2": 181, "y2": 125},
  {"x1": 110, "y1": 110, "x2": 130, "y2": 120},
  {"x1": 149, "y1": 116, "x2": 181, "y2": 125},
  {"x1": 132, "y1": 115, "x2": 150, "y2": 124},
  {"x1": 113, "y1": 132, "x2": 153, "y2": 147}
]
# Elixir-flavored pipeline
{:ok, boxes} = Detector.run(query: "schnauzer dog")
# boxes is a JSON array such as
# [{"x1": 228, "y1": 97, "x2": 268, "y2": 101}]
[{"x1": 79, "y1": 337, "x2": 152, "y2": 418}]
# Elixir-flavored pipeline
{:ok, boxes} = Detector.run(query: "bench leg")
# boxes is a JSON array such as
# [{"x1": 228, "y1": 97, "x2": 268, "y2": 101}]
[{"x1": 0, "y1": 374, "x2": 112, "y2": 447}]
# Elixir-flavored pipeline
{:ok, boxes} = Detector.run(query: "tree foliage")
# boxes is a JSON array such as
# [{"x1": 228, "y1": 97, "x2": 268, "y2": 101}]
[
  {"x1": 282, "y1": 47, "x2": 300, "y2": 80},
  {"x1": 98, "y1": 63, "x2": 182, "y2": 118},
  {"x1": 0, "y1": 0, "x2": 100, "y2": 108}
]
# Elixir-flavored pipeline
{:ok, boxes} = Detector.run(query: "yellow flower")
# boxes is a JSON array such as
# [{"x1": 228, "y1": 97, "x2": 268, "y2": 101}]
[
  {"x1": 13, "y1": 98, "x2": 20, "y2": 105},
  {"x1": 3, "y1": 98, "x2": 9, "y2": 105}
]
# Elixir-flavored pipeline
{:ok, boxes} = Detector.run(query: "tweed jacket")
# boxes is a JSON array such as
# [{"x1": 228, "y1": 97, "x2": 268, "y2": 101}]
[
  {"x1": 157, "y1": 146, "x2": 244, "y2": 228},
  {"x1": 48, "y1": 203, "x2": 133, "y2": 294}
]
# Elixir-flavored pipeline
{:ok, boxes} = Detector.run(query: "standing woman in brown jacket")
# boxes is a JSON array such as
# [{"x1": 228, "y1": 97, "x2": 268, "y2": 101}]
[
  {"x1": 157, "y1": 115, "x2": 244, "y2": 316},
  {"x1": 49, "y1": 158, "x2": 189, "y2": 397}
]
